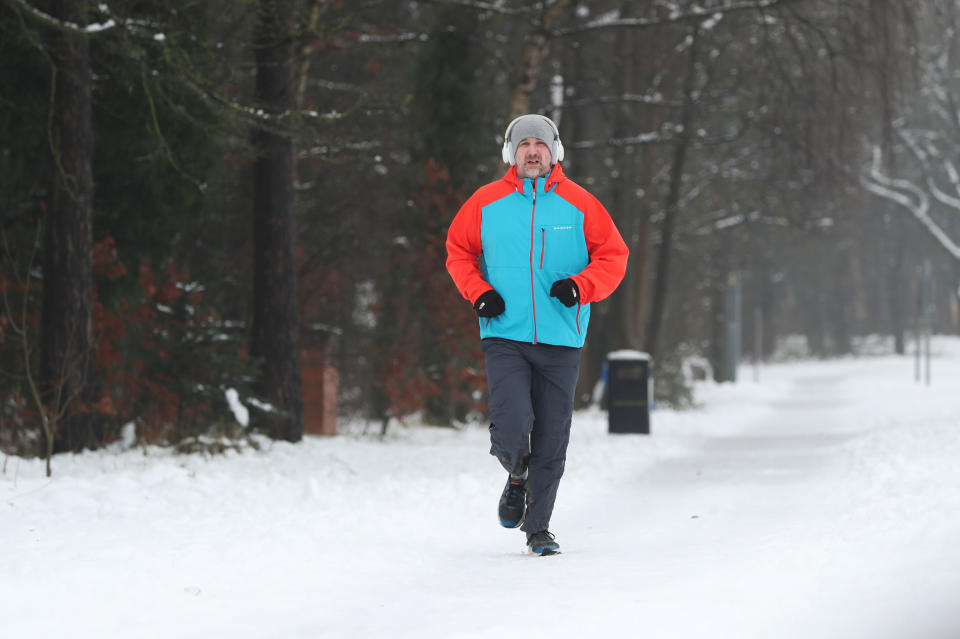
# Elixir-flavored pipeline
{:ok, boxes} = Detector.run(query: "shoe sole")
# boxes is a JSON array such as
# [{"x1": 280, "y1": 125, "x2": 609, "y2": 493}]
[{"x1": 528, "y1": 546, "x2": 561, "y2": 556}]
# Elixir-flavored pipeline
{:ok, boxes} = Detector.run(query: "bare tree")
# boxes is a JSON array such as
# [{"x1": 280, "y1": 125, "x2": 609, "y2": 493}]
[
  {"x1": 40, "y1": 0, "x2": 100, "y2": 452},
  {"x1": 2, "y1": 223, "x2": 89, "y2": 475},
  {"x1": 506, "y1": 0, "x2": 572, "y2": 119},
  {"x1": 862, "y1": 1, "x2": 960, "y2": 260},
  {"x1": 644, "y1": 25, "x2": 701, "y2": 361},
  {"x1": 251, "y1": 0, "x2": 303, "y2": 442}
]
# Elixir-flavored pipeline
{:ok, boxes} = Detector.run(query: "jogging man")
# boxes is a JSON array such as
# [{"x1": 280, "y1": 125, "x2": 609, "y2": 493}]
[{"x1": 446, "y1": 113, "x2": 629, "y2": 555}]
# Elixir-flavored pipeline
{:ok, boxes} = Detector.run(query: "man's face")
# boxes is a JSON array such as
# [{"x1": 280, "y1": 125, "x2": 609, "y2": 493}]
[{"x1": 514, "y1": 137, "x2": 552, "y2": 178}]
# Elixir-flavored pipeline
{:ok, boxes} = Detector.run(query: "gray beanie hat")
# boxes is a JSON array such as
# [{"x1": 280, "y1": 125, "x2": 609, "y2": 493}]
[
  {"x1": 501, "y1": 114, "x2": 564, "y2": 165},
  {"x1": 511, "y1": 115, "x2": 555, "y2": 146}
]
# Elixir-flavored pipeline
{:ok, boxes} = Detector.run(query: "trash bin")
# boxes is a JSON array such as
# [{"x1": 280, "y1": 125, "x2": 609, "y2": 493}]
[{"x1": 606, "y1": 350, "x2": 652, "y2": 434}]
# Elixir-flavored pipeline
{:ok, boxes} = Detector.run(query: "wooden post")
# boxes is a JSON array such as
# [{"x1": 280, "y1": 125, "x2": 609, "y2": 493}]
[{"x1": 301, "y1": 348, "x2": 337, "y2": 436}]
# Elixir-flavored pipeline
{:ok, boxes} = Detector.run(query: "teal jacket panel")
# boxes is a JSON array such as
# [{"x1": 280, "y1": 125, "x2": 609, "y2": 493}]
[{"x1": 479, "y1": 174, "x2": 590, "y2": 347}]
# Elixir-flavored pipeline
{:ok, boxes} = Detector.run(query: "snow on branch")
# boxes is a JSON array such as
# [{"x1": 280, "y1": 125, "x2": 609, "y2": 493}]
[
  {"x1": 355, "y1": 32, "x2": 422, "y2": 44},
  {"x1": 5, "y1": 0, "x2": 164, "y2": 36},
  {"x1": 556, "y1": 0, "x2": 802, "y2": 36},
  {"x1": 863, "y1": 146, "x2": 960, "y2": 261},
  {"x1": 570, "y1": 120, "x2": 739, "y2": 152},
  {"x1": 216, "y1": 99, "x2": 346, "y2": 126},
  {"x1": 312, "y1": 78, "x2": 362, "y2": 93},
  {"x1": 417, "y1": 0, "x2": 527, "y2": 15},
  {"x1": 927, "y1": 169, "x2": 960, "y2": 214},
  {"x1": 571, "y1": 130, "x2": 664, "y2": 151},
  {"x1": 568, "y1": 93, "x2": 683, "y2": 110},
  {"x1": 6, "y1": 0, "x2": 117, "y2": 33},
  {"x1": 899, "y1": 129, "x2": 960, "y2": 215}
]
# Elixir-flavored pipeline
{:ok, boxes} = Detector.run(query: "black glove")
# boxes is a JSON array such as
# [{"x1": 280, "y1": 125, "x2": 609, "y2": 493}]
[
  {"x1": 474, "y1": 290, "x2": 505, "y2": 318},
  {"x1": 550, "y1": 278, "x2": 579, "y2": 307}
]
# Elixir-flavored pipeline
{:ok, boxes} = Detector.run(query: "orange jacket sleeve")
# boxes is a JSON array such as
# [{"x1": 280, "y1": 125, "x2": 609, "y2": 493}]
[
  {"x1": 445, "y1": 192, "x2": 493, "y2": 305},
  {"x1": 563, "y1": 187, "x2": 629, "y2": 305}
]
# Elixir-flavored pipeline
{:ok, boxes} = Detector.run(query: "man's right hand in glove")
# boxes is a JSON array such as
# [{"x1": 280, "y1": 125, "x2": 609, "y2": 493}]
[{"x1": 473, "y1": 290, "x2": 505, "y2": 318}]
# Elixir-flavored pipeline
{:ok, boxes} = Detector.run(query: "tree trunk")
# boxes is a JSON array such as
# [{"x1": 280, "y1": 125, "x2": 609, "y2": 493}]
[
  {"x1": 251, "y1": 0, "x2": 303, "y2": 442},
  {"x1": 564, "y1": 8, "x2": 605, "y2": 406},
  {"x1": 887, "y1": 212, "x2": 908, "y2": 355},
  {"x1": 506, "y1": 0, "x2": 571, "y2": 119},
  {"x1": 609, "y1": 1, "x2": 659, "y2": 352},
  {"x1": 645, "y1": 28, "x2": 698, "y2": 361},
  {"x1": 606, "y1": 1, "x2": 639, "y2": 352},
  {"x1": 41, "y1": 0, "x2": 100, "y2": 453}
]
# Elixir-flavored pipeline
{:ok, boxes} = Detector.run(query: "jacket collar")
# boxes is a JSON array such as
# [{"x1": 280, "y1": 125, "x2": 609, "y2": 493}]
[{"x1": 505, "y1": 163, "x2": 566, "y2": 193}]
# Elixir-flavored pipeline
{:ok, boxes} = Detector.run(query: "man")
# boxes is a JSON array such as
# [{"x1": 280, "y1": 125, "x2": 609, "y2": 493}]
[{"x1": 445, "y1": 113, "x2": 629, "y2": 555}]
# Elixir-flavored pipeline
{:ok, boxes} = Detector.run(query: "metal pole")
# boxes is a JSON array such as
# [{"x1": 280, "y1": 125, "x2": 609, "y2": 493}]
[
  {"x1": 915, "y1": 265, "x2": 922, "y2": 383},
  {"x1": 924, "y1": 260, "x2": 932, "y2": 385},
  {"x1": 753, "y1": 306, "x2": 762, "y2": 383},
  {"x1": 723, "y1": 272, "x2": 741, "y2": 382}
]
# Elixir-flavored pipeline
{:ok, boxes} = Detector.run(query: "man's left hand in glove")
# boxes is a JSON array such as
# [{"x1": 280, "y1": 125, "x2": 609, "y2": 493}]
[{"x1": 550, "y1": 278, "x2": 579, "y2": 307}]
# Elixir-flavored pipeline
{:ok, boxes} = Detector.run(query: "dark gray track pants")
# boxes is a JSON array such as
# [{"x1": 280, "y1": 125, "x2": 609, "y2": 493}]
[{"x1": 480, "y1": 338, "x2": 581, "y2": 534}]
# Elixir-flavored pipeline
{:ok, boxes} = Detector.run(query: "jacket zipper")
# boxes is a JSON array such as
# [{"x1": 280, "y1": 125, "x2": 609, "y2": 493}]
[{"x1": 529, "y1": 178, "x2": 538, "y2": 344}]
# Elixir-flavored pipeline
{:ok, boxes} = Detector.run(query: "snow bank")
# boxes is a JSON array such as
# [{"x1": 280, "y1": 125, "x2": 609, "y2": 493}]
[{"x1": 3, "y1": 338, "x2": 960, "y2": 638}]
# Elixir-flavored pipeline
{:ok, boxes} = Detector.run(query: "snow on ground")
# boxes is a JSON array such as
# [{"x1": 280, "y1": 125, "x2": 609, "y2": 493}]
[{"x1": 4, "y1": 338, "x2": 960, "y2": 639}]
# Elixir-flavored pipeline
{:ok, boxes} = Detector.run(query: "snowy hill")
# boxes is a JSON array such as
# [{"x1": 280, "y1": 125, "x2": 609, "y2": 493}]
[{"x1": 4, "y1": 338, "x2": 960, "y2": 638}]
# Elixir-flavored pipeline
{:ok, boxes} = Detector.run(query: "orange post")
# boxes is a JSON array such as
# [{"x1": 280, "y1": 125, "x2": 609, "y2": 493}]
[{"x1": 301, "y1": 348, "x2": 338, "y2": 435}]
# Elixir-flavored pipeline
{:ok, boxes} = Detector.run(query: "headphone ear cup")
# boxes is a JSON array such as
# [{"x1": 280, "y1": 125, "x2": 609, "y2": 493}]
[{"x1": 502, "y1": 117, "x2": 515, "y2": 165}]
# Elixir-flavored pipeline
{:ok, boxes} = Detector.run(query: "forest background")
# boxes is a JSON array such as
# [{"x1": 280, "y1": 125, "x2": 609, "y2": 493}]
[{"x1": 2, "y1": 0, "x2": 959, "y2": 469}]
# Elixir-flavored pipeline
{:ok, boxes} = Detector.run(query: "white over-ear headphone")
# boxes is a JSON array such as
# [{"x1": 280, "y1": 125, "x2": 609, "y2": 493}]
[{"x1": 501, "y1": 114, "x2": 565, "y2": 165}]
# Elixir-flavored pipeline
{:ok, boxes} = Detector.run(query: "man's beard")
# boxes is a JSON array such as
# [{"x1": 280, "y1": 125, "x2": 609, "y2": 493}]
[{"x1": 519, "y1": 160, "x2": 550, "y2": 178}]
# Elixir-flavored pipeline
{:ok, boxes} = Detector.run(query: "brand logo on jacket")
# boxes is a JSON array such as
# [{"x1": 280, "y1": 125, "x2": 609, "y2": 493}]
[{"x1": 552, "y1": 225, "x2": 573, "y2": 230}]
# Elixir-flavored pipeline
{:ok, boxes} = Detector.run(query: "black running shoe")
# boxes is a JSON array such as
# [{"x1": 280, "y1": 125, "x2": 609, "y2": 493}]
[
  {"x1": 526, "y1": 530, "x2": 560, "y2": 555},
  {"x1": 498, "y1": 477, "x2": 526, "y2": 528}
]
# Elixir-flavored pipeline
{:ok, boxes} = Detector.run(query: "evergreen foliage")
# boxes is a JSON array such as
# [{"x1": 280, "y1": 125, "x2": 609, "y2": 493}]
[{"x1": 0, "y1": 1, "x2": 955, "y2": 460}]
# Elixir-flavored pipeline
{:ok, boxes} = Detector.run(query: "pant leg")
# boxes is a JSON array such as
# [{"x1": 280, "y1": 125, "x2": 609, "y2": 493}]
[
  {"x1": 480, "y1": 339, "x2": 534, "y2": 475},
  {"x1": 521, "y1": 343, "x2": 581, "y2": 534}
]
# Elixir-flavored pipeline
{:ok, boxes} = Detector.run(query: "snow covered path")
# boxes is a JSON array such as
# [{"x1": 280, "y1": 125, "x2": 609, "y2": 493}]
[
  {"x1": 4, "y1": 343, "x2": 960, "y2": 638},
  {"x1": 567, "y1": 370, "x2": 958, "y2": 639}
]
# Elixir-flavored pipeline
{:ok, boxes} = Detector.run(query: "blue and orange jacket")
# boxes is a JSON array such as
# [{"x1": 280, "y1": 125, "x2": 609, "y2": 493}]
[{"x1": 446, "y1": 164, "x2": 629, "y2": 347}]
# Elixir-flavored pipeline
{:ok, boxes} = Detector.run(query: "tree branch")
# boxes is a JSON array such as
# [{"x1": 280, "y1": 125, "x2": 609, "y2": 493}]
[
  {"x1": 555, "y1": 0, "x2": 805, "y2": 36},
  {"x1": 4, "y1": 0, "x2": 121, "y2": 34},
  {"x1": 863, "y1": 146, "x2": 960, "y2": 261}
]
